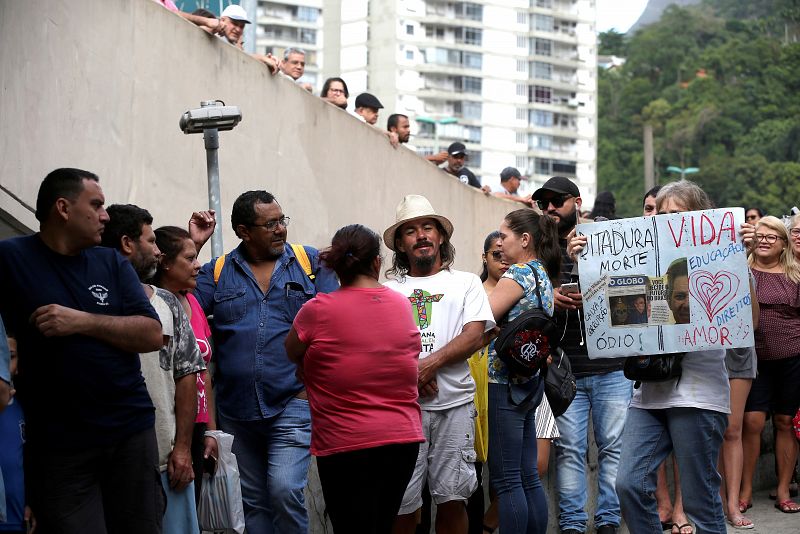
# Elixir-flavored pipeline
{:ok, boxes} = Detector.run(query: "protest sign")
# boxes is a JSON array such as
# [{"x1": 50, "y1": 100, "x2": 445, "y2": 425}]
[{"x1": 575, "y1": 208, "x2": 754, "y2": 359}]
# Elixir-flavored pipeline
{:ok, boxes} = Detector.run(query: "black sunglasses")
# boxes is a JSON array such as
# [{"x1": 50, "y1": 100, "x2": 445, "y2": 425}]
[{"x1": 536, "y1": 195, "x2": 571, "y2": 211}]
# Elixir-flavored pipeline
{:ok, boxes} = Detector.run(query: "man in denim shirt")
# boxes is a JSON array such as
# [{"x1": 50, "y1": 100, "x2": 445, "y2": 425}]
[{"x1": 193, "y1": 191, "x2": 338, "y2": 533}]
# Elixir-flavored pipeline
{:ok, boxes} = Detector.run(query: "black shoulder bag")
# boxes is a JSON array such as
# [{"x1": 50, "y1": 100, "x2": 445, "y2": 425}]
[{"x1": 623, "y1": 353, "x2": 685, "y2": 389}]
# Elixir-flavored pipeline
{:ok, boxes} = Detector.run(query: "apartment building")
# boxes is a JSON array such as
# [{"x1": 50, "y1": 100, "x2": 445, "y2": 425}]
[{"x1": 324, "y1": 0, "x2": 598, "y2": 202}]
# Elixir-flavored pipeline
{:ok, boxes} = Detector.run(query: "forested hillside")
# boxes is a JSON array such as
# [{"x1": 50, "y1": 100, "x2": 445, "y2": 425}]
[{"x1": 597, "y1": 0, "x2": 800, "y2": 216}]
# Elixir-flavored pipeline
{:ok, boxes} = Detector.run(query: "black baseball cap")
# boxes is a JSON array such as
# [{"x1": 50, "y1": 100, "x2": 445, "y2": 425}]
[
  {"x1": 500, "y1": 167, "x2": 522, "y2": 181},
  {"x1": 354, "y1": 93, "x2": 383, "y2": 110},
  {"x1": 532, "y1": 176, "x2": 581, "y2": 200},
  {"x1": 448, "y1": 142, "x2": 467, "y2": 156}
]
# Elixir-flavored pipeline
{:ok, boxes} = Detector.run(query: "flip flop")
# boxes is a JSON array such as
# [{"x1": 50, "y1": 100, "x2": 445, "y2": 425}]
[
  {"x1": 774, "y1": 499, "x2": 800, "y2": 513},
  {"x1": 671, "y1": 523, "x2": 693, "y2": 534},
  {"x1": 661, "y1": 521, "x2": 672, "y2": 531},
  {"x1": 727, "y1": 516, "x2": 754, "y2": 530},
  {"x1": 738, "y1": 500, "x2": 752, "y2": 513}
]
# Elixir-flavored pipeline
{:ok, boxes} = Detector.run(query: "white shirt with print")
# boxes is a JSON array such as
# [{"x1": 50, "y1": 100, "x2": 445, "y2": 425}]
[{"x1": 385, "y1": 269, "x2": 495, "y2": 411}]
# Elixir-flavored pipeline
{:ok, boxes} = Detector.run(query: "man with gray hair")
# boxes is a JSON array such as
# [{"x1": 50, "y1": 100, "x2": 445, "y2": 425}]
[{"x1": 280, "y1": 47, "x2": 313, "y2": 91}]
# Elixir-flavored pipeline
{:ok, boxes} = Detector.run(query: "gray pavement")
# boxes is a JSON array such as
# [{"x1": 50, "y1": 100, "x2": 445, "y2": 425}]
[{"x1": 729, "y1": 489, "x2": 800, "y2": 534}]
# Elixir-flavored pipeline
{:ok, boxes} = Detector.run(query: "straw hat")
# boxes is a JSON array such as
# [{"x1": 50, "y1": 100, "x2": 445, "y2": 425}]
[{"x1": 383, "y1": 195, "x2": 454, "y2": 251}]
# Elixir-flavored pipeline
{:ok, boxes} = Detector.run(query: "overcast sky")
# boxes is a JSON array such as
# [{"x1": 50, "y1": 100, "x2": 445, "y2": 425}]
[{"x1": 596, "y1": 0, "x2": 649, "y2": 33}]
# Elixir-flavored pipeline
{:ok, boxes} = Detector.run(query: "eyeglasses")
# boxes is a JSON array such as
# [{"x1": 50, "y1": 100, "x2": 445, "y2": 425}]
[
  {"x1": 536, "y1": 195, "x2": 572, "y2": 211},
  {"x1": 327, "y1": 88, "x2": 345, "y2": 95},
  {"x1": 250, "y1": 217, "x2": 290, "y2": 231},
  {"x1": 790, "y1": 228, "x2": 800, "y2": 238},
  {"x1": 488, "y1": 250, "x2": 503, "y2": 261},
  {"x1": 755, "y1": 233, "x2": 786, "y2": 244}
]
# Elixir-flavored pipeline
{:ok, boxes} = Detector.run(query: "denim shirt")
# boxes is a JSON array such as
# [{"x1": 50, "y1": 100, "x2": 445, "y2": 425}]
[{"x1": 194, "y1": 243, "x2": 338, "y2": 421}]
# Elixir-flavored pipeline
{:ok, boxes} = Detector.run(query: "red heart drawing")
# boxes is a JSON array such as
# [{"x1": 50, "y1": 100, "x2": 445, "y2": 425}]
[{"x1": 689, "y1": 270, "x2": 740, "y2": 322}]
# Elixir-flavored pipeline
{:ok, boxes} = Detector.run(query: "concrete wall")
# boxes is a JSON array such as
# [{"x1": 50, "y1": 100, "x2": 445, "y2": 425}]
[{"x1": 0, "y1": 0, "x2": 516, "y2": 271}]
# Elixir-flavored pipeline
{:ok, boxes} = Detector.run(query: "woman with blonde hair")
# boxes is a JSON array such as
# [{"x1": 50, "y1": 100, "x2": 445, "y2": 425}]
[{"x1": 740, "y1": 216, "x2": 800, "y2": 514}]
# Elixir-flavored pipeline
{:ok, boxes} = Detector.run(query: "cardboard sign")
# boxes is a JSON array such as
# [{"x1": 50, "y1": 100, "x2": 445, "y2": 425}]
[{"x1": 575, "y1": 208, "x2": 754, "y2": 359}]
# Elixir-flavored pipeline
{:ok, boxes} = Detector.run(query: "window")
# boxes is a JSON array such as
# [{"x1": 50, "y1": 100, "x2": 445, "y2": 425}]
[
  {"x1": 296, "y1": 6, "x2": 318, "y2": 22},
  {"x1": 516, "y1": 83, "x2": 527, "y2": 97},
  {"x1": 426, "y1": 26, "x2": 445, "y2": 39},
  {"x1": 534, "y1": 38, "x2": 552, "y2": 56},
  {"x1": 516, "y1": 156, "x2": 529, "y2": 169},
  {"x1": 406, "y1": 24, "x2": 414, "y2": 35},
  {"x1": 533, "y1": 86, "x2": 552, "y2": 103},
  {"x1": 534, "y1": 15, "x2": 554, "y2": 32},
  {"x1": 456, "y1": 27, "x2": 482, "y2": 45},
  {"x1": 517, "y1": 11, "x2": 528, "y2": 25},
  {"x1": 299, "y1": 29, "x2": 316, "y2": 44},
  {"x1": 533, "y1": 110, "x2": 554, "y2": 126},
  {"x1": 456, "y1": 2, "x2": 483, "y2": 21},
  {"x1": 465, "y1": 125, "x2": 482, "y2": 142},
  {"x1": 462, "y1": 101, "x2": 482, "y2": 119},
  {"x1": 516, "y1": 108, "x2": 527, "y2": 121},
  {"x1": 517, "y1": 35, "x2": 527, "y2": 49},
  {"x1": 463, "y1": 52, "x2": 482, "y2": 69},
  {"x1": 535, "y1": 158, "x2": 551, "y2": 175},
  {"x1": 517, "y1": 60, "x2": 528, "y2": 73},
  {"x1": 470, "y1": 151, "x2": 482, "y2": 168},
  {"x1": 536, "y1": 0, "x2": 552, "y2": 7},
  {"x1": 553, "y1": 160, "x2": 577, "y2": 175},
  {"x1": 533, "y1": 61, "x2": 552, "y2": 80},
  {"x1": 516, "y1": 132, "x2": 526, "y2": 144},
  {"x1": 406, "y1": 50, "x2": 414, "y2": 60},
  {"x1": 536, "y1": 135, "x2": 552, "y2": 149},
  {"x1": 461, "y1": 76, "x2": 482, "y2": 95}
]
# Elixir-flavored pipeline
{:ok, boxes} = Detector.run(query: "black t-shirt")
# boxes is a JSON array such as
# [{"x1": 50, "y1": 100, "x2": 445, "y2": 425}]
[
  {"x1": 0, "y1": 235, "x2": 158, "y2": 449},
  {"x1": 449, "y1": 167, "x2": 481, "y2": 189},
  {"x1": 554, "y1": 236, "x2": 625, "y2": 377}
]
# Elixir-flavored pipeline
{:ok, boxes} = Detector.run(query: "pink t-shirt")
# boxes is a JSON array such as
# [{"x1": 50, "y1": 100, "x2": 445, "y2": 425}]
[
  {"x1": 293, "y1": 286, "x2": 424, "y2": 456},
  {"x1": 187, "y1": 292, "x2": 213, "y2": 423}
]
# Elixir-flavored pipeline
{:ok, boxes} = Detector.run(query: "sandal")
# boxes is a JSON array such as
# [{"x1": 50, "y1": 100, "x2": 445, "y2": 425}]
[
  {"x1": 726, "y1": 516, "x2": 754, "y2": 530},
  {"x1": 671, "y1": 523, "x2": 693, "y2": 534},
  {"x1": 738, "y1": 500, "x2": 752, "y2": 513},
  {"x1": 774, "y1": 499, "x2": 800, "y2": 513}
]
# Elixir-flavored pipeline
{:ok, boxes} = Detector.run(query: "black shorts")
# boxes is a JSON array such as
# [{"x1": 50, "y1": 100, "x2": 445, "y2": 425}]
[{"x1": 745, "y1": 354, "x2": 800, "y2": 415}]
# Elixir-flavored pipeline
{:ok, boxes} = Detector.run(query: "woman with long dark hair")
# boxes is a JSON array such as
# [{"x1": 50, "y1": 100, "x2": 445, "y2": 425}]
[
  {"x1": 285, "y1": 224, "x2": 424, "y2": 533},
  {"x1": 486, "y1": 209, "x2": 561, "y2": 534},
  {"x1": 152, "y1": 226, "x2": 218, "y2": 504}
]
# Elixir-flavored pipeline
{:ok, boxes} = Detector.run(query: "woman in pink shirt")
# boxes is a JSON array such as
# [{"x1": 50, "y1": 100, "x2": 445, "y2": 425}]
[
  {"x1": 285, "y1": 224, "x2": 424, "y2": 533},
  {"x1": 154, "y1": 225, "x2": 218, "y2": 505}
]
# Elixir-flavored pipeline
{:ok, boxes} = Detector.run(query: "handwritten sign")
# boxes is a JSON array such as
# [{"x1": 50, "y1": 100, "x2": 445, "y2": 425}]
[{"x1": 575, "y1": 208, "x2": 754, "y2": 359}]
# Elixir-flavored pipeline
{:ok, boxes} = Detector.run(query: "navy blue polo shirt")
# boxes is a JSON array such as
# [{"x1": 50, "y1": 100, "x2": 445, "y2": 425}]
[{"x1": 0, "y1": 235, "x2": 158, "y2": 449}]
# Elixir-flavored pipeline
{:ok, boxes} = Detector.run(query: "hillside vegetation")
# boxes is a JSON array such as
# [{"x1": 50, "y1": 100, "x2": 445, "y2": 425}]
[{"x1": 598, "y1": 0, "x2": 800, "y2": 216}]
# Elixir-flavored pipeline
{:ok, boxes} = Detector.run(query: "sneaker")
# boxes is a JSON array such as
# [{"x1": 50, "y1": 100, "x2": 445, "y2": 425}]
[{"x1": 596, "y1": 526, "x2": 618, "y2": 534}]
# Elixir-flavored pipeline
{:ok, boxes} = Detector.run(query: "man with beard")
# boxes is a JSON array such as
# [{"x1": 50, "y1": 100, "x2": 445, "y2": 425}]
[
  {"x1": 102, "y1": 204, "x2": 205, "y2": 533},
  {"x1": 443, "y1": 142, "x2": 481, "y2": 189},
  {"x1": 531, "y1": 177, "x2": 631, "y2": 534},
  {"x1": 192, "y1": 191, "x2": 338, "y2": 533},
  {"x1": 383, "y1": 195, "x2": 495, "y2": 534},
  {"x1": 388, "y1": 114, "x2": 448, "y2": 164}
]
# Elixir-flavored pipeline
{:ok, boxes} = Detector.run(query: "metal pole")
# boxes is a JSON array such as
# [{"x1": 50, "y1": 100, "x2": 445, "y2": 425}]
[
  {"x1": 201, "y1": 101, "x2": 224, "y2": 258},
  {"x1": 643, "y1": 123, "x2": 655, "y2": 192},
  {"x1": 434, "y1": 122, "x2": 440, "y2": 154}
]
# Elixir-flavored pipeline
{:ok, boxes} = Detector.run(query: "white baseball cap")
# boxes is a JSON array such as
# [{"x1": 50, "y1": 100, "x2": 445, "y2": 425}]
[{"x1": 221, "y1": 4, "x2": 251, "y2": 23}]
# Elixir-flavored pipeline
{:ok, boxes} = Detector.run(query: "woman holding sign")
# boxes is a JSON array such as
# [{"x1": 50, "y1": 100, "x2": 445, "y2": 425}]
[
  {"x1": 487, "y1": 210, "x2": 561, "y2": 534},
  {"x1": 570, "y1": 180, "x2": 748, "y2": 533},
  {"x1": 741, "y1": 216, "x2": 800, "y2": 515}
]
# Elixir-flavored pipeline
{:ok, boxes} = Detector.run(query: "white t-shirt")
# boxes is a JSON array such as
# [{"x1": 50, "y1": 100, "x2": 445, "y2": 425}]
[
  {"x1": 385, "y1": 269, "x2": 495, "y2": 410},
  {"x1": 630, "y1": 348, "x2": 730, "y2": 414}
]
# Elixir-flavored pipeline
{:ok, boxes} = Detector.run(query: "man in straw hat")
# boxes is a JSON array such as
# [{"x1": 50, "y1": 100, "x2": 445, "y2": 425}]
[{"x1": 384, "y1": 195, "x2": 495, "y2": 533}]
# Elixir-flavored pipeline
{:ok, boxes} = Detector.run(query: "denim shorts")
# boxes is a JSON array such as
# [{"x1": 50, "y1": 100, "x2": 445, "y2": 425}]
[{"x1": 398, "y1": 403, "x2": 478, "y2": 513}]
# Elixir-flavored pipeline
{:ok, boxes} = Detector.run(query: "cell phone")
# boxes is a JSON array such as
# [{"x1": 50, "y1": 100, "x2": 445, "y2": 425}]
[
  {"x1": 203, "y1": 455, "x2": 217, "y2": 475},
  {"x1": 561, "y1": 283, "x2": 579, "y2": 294}
]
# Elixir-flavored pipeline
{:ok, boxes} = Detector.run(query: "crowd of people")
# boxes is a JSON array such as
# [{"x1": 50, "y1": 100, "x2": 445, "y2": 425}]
[{"x1": 1, "y1": 167, "x2": 799, "y2": 534}]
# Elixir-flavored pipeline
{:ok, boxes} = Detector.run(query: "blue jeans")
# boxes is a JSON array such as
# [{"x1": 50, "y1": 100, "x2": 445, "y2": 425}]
[
  {"x1": 218, "y1": 398, "x2": 312, "y2": 534},
  {"x1": 616, "y1": 407, "x2": 728, "y2": 534},
  {"x1": 488, "y1": 382, "x2": 548, "y2": 534},
  {"x1": 553, "y1": 370, "x2": 631, "y2": 531}
]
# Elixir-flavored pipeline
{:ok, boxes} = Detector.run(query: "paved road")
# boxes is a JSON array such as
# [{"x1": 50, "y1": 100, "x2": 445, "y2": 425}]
[{"x1": 730, "y1": 489, "x2": 800, "y2": 533}]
